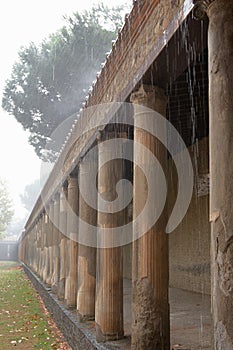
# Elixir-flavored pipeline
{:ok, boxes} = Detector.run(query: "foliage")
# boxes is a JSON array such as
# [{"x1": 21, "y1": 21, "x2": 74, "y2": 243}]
[
  {"x1": 6, "y1": 216, "x2": 27, "y2": 238},
  {"x1": 0, "y1": 179, "x2": 14, "y2": 239},
  {"x1": 20, "y1": 179, "x2": 41, "y2": 212},
  {"x1": 2, "y1": 3, "x2": 128, "y2": 159}
]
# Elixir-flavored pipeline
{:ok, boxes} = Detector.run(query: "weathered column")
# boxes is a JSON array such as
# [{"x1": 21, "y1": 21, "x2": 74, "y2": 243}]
[
  {"x1": 194, "y1": 1, "x2": 233, "y2": 348},
  {"x1": 32, "y1": 225, "x2": 37, "y2": 272},
  {"x1": 42, "y1": 210, "x2": 50, "y2": 284},
  {"x1": 35, "y1": 221, "x2": 40, "y2": 274},
  {"x1": 65, "y1": 174, "x2": 79, "y2": 308},
  {"x1": 47, "y1": 200, "x2": 54, "y2": 286},
  {"x1": 24, "y1": 234, "x2": 28, "y2": 265},
  {"x1": 130, "y1": 84, "x2": 169, "y2": 349},
  {"x1": 64, "y1": 234, "x2": 70, "y2": 303},
  {"x1": 95, "y1": 130, "x2": 127, "y2": 341},
  {"x1": 77, "y1": 151, "x2": 97, "y2": 321},
  {"x1": 58, "y1": 184, "x2": 68, "y2": 300},
  {"x1": 25, "y1": 233, "x2": 30, "y2": 266},
  {"x1": 39, "y1": 214, "x2": 44, "y2": 278},
  {"x1": 18, "y1": 235, "x2": 23, "y2": 262},
  {"x1": 32, "y1": 227, "x2": 36, "y2": 270},
  {"x1": 20, "y1": 235, "x2": 26, "y2": 263},
  {"x1": 38, "y1": 215, "x2": 44, "y2": 278},
  {"x1": 51, "y1": 193, "x2": 60, "y2": 293}
]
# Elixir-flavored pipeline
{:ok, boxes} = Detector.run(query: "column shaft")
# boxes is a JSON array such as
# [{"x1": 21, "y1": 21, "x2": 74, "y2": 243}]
[
  {"x1": 58, "y1": 185, "x2": 68, "y2": 300},
  {"x1": 95, "y1": 130, "x2": 127, "y2": 341},
  {"x1": 131, "y1": 85, "x2": 170, "y2": 350},
  {"x1": 42, "y1": 210, "x2": 50, "y2": 284},
  {"x1": 51, "y1": 194, "x2": 60, "y2": 293},
  {"x1": 47, "y1": 201, "x2": 54, "y2": 286},
  {"x1": 205, "y1": 1, "x2": 233, "y2": 348},
  {"x1": 65, "y1": 175, "x2": 79, "y2": 308},
  {"x1": 77, "y1": 152, "x2": 97, "y2": 321}
]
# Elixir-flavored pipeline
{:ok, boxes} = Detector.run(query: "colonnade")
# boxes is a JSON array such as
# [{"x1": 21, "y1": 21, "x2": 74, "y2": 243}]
[
  {"x1": 18, "y1": 84, "x2": 170, "y2": 348},
  {"x1": 18, "y1": 1, "x2": 233, "y2": 348}
]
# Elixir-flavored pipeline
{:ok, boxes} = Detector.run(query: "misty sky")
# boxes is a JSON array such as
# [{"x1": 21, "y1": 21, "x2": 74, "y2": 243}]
[{"x1": 0, "y1": 0, "x2": 131, "y2": 221}]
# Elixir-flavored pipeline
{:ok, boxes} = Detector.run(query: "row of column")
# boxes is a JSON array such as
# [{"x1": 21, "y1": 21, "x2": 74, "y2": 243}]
[
  {"x1": 18, "y1": 84, "x2": 170, "y2": 349},
  {"x1": 18, "y1": 1, "x2": 233, "y2": 348}
]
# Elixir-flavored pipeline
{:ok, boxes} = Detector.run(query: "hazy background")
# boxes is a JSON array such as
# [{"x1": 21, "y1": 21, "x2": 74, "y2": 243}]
[{"x1": 0, "y1": 0, "x2": 131, "y2": 236}]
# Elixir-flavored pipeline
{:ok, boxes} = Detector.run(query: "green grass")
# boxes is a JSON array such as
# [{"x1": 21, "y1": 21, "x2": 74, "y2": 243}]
[{"x1": 0, "y1": 261, "x2": 59, "y2": 349}]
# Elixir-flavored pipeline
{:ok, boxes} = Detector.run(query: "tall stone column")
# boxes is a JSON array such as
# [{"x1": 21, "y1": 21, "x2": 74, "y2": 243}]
[
  {"x1": 42, "y1": 210, "x2": 50, "y2": 284},
  {"x1": 58, "y1": 185, "x2": 68, "y2": 300},
  {"x1": 38, "y1": 215, "x2": 44, "y2": 279},
  {"x1": 95, "y1": 130, "x2": 127, "y2": 341},
  {"x1": 47, "y1": 200, "x2": 54, "y2": 286},
  {"x1": 77, "y1": 151, "x2": 97, "y2": 321},
  {"x1": 32, "y1": 225, "x2": 37, "y2": 272},
  {"x1": 130, "y1": 84, "x2": 169, "y2": 349},
  {"x1": 21, "y1": 236, "x2": 25, "y2": 263},
  {"x1": 64, "y1": 235, "x2": 70, "y2": 302},
  {"x1": 51, "y1": 194, "x2": 60, "y2": 293},
  {"x1": 194, "y1": 1, "x2": 233, "y2": 348},
  {"x1": 26, "y1": 233, "x2": 30, "y2": 266},
  {"x1": 24, "y1": 234, "x2": 28, "y2": 265},
  {"x1": 65, "y1": 174, "x2": 79, "y2": 308},
  {"x1": 35, "y1": 221, "x2": 40, "y2": 274}
]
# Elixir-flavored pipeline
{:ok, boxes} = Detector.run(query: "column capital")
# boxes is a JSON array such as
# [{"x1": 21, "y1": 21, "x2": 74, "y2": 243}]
[
  {"x1": 54, "y1": 192, "x2": 60, "y2": 204},
  {"x1": 130, "y1": 84, "x2": 165, "y2": 105},
  {"x1": 67, "y1": 173, "x2": 79, "y2": 187},
  {"x1": 193, "y1": 0, "x2": 215, "y2": 19},
  {"x1": 96, "y1": 130, "x2": 102, "y2": 143},
  {"x1": 49, "y1": 198, "x2": 54, "y2": 206},
  {"x1": 60, "y1": 187, "x2": 67, "y2": 199},
  {"x1": 130, "y1": 84, "x2": 167, "y2": 116}
]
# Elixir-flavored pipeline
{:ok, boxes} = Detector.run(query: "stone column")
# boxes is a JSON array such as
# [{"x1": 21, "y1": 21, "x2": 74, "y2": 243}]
[
  {"x1": 38, "y1": 215, "x2": 44, "y2": 279},
  {"x1": 194, "y1": 1, "x2": 233, "y2": 348},
  {"x1": 32, "y1": 227, "x2": 36, "y2": 270},
  {"x1": 77, "y1": 151, "x2": 97, "y2": 321},
  {"x1": 35, "y1": 221, "x2": 40, "y2": 274},
  {"x1": 130, "y1": 84, "x2": 169, "y2": 349},
  {"x1": 65, "y1": 174, "x2": 79, "y2": 308},
  {"x1": 32, "y1": 225, "x2": 37, "y2": 272},
  {"x1": 47, "y1": 200, "x2": 54, "y2": 286},
  {"x1": 18, "y1": 235, "x2": 23, "y2": 262},
  {"x1": 26, "y1": 231, "x2": 30, "y2": 267},
  {"x1": 42, "y1": 210, "x2": 50, "y2": 284},
  {"x1": 95, "y1": 130, "x2": 127, "y2": 341},
  {"x1": 24, "y1": 234, "x2": 28, "y2": 265},
  {"x1": 51, "y1": 194, "x2": 60, "y2": 293},
  {"x1": 58, "y1": 185, "x2": 68, "y2": 300},
  {"x1": 21, "y1": 235, "x2": 25, "y2": 262},
  {"x1": 64, "y1": 235, "x2": 70, "y2": 303},
  {"x1": 25, "y1": 233, "x2": 29, "y2": 266}
]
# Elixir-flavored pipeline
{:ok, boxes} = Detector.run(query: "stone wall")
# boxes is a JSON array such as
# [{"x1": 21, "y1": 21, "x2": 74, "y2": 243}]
[{"x1": 169, "y1": 137, "x2": 210, "y2": 295}]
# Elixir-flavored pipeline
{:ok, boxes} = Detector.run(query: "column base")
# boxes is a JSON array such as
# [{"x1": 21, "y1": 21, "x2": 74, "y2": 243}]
[
  {"x1": 51, "y1": 284, "x2": 58, "y2": 294},
  {"x1": 57, "y1": 278, "x2": 66, "y2": 300},
  {"x1": 132, "y1": 279, "x2": 170, "y2": 350},
  {"x1": 64, "y1": 277, "x2": 77, "y2": 309},
  {"x1": 96, "y1": 323, "x2": 124, "y2": 343},
  {"x1": 77, "y1": 312, "x2": 95, "y2": 323},
  {"x1": 65, "y1": 301, "x2": 76, "y2": 310},
  {"x1": 46, "y1": 278, "x2": 52, "y2": 287}
]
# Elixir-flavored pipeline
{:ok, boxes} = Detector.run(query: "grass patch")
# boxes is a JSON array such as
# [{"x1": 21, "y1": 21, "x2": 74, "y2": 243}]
[{"x1": 0, "y1": 261, "x2": 61, "y2": 349}]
